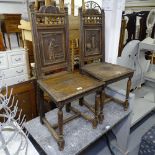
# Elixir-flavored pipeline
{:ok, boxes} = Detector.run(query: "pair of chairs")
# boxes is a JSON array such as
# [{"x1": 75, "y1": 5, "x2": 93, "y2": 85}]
[{"x1": 30, "y1": 1, "x2": 134, "y2": 151}]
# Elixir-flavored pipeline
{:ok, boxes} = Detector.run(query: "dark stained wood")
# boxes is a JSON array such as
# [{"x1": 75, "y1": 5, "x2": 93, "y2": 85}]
[
  {"x1": 58, "y1": 107, "x2": 65, "y2": 150},
  {"x1": 65, "y1": 102, "x2": 71, "y2": 112},
  {"x1": 118, "y1": 18, "x2": 126, "y2": 57},
  {"x1": 79, "y1": 1, "x2": 134, "y2": 110},
  {"x1": 37, "y1": 84, "x2": 45, "y2": 124},
  {"x1": 30, "y1": 4, "x2": 104, "y2": 151},
  {"x1": 0, "y1": 14, "x2": 22, "y2": 49},
  {"x1": 82, "y1": 62, "x2": 133, "y2": 84},
  {"x1": 30, "y1": 6, "x2": 70, "y2": 79},
  {"x1": 124, "y1": 76, "x2": 132, "y2": 110},
  {"x1": 99, "y1": 89, "x2": 105, "y2": 124},
  {"x1": 38, "y1": 72, "x2": 103, "y2": 103},
  {"x1": 1, "y1": 80, "x2": 37, "y2": 121},
  {"x1": 94, "y1": 93, "x2": 100, "y2": 128},
  {"x1": 0, "y1": 32, "x2": 5, "y2": 51}
]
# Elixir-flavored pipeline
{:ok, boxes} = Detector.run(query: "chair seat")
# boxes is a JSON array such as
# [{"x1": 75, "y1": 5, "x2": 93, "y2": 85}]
[
  {"x1": 38, "y1": 71, "x2": 103, "y2": 103},
  {"x1": 144, "y1": 71, "x2": 155, "y2": 82},
  {"x1": 82, "y1": 62, "x2": 133, "y2": 84}
]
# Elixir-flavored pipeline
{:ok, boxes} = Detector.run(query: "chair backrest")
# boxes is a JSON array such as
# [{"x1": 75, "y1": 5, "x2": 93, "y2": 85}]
[
  {"x1": 30, "y1": 5, "x2": 70, "y2": 79},
  {"x1": 79, "y1": 1, "x2": 105, "y2": 67}
]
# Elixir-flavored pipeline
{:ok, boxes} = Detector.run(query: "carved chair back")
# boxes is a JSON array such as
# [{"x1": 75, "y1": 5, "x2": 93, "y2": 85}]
[
  {"x1": 79, "y1": 1, "x2": 105, "y2": 67},
  {"x1": 30, "y1": 5, "x2": 70, "y2": 79}
]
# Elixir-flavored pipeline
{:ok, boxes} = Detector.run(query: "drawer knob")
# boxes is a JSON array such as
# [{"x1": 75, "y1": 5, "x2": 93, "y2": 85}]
[
  {"x1": 0, "y1": 74, "x2": 5, "y2": 79},
  {"x1": 16, "y1": 69, "x2": 24, "y2": 74},
  {"x1": 15, "y1": 58, "x2": 21, "y2": 61},
  {"x1": 18, "y1": 79, "x2": 25, "y2": 83}
]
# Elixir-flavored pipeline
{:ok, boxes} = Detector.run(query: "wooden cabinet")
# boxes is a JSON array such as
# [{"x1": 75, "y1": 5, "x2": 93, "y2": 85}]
[
  {"x1": 12, "y1": 80, "x2": 37, "y2": 121},
  {"x1": 2, "y1": 79, "x2": 38, "y2": 121},
  {"x1": 0, "y1": 14, "x2": 22, "y2": 49}
]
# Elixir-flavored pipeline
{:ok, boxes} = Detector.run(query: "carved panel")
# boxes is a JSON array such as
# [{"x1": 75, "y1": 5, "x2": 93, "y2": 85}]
[
  {"x1": 36, "y1": 15, "x2": 65, "y2": 26},
  {"x1": 39, "y1": 31, "x2": 66, "y2": 66},
  {"x1": 84, "y1": 29, "x2": 101, "y2": 56},
  {"x1": 83, "y1": 15, "x2": 102, "y2": 25}
]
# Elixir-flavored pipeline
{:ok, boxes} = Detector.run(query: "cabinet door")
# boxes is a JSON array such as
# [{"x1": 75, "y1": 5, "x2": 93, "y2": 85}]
[
  {"x1": 0, "y1": 53, "x2": 8, "y2": 70},
  {"x1": 13, "y1": 80, "x2": 37, "y2": 121},
  {"x1": 1, "y1": 80, "x2": 37, "y2": 121}
]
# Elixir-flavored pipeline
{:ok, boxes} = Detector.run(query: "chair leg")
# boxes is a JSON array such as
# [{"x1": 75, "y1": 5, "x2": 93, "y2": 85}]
[
  {"x1": 16, "y1": 32, "x2": 20, "y2": 47},
  {"x1": 154, "y1": 90, "x2": 155, "y2": 103},
  {"x1": 79, "y1": 97, "x2": 84, "y2": 106},
  {"x1": 99, "y1": 89, "x2": 105, "y2": 124},
  {"x1": 2, "y1": 33, "x2": 6, "y2": 48},
  {"x1": 58, "y1": 107, "x2": 65, "y2": 151},
  {"x1": 124, "y1": 76, "x2": 132, "y2": 111},
  {"x1": 93, "y1": 93, "x2": 100, "y2": 128},
  {"x1": 37, "y1": 85, "x2": 45, "y2": 124},
  {"x1": 66, "y1": 102, "x2": 71, "y2": 112},
  {"x1": 7, "y1": 33, "x2": 11, "y2": 49}
]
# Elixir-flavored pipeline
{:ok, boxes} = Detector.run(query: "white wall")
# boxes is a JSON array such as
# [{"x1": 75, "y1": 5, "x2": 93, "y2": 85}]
[
  {"x1": 103, "y1": 0, "x2": 125, "y2": 63},
  {"x1": 0, "y1": 2, "x2": 26, "y2": 14}
]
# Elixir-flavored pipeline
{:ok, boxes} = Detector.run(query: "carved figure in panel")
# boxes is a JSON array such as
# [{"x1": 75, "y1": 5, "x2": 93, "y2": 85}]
[
  {"x1": 85, "y1": 29, "x2": 101, "y2": 56},
  {"x1": 40, "y1": 32, "x2": 65, "y2": 66}
]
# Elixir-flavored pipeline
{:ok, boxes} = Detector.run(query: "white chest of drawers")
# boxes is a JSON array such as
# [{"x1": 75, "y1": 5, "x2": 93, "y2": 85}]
[{"x1": 0, "y1": 48, "x2": 30, "y2": 86}]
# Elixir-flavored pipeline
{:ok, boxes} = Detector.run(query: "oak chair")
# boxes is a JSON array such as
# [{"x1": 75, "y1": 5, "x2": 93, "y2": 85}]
[
  {"x1": 79, "y1": 1, "x2": 134, "y2": 110},
  {"x1": 30, "y1": 4, "x2": 104, "y2": 151}
]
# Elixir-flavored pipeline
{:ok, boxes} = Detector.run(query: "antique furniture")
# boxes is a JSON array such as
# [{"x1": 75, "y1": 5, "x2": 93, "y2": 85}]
[
  {"x1": 138, "y1": 37, "x2": 155, "y2": 102},
  {"x1": 1, "y1": 79, "x2": 37, "y2": 121},
  {"x1": 30, "y1": 5, "x2": 104, "y2": 150},
  {"x1": 0, "y1": 48, "x2": 30, "y2": 86},
  {"x1": 79, "y1": 1, "x2": 134, "y2": 110},
  {"x1": 118, "y1": 17, "x2": 126, "y2": 56},
  {"x1": 0, "y1": 32, "x2": 5, "y2": 51},
  {"x1": 138, "y1": 9, "x2": 155, "y2": 87},
  {"x1": 117, "y1": 40, "x2": 141, "y2": 90},
  {"x1": 18, "y1": 0, "x2": 80, "y2": 71},
  {"x1": 25, "y1": 87, "x2": 134, "y2": 155},
  {"x1": 0, "y1": 14, "x2": 22, "y2": 49}
]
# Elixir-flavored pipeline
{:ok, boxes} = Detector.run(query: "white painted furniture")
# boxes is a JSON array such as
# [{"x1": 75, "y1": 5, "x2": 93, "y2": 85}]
[
  {"x1": 138, "y1": 37, "x2": 155, "y2": 102},
  {"x1": 0, "y1": 48, "x2": 30, "y2": 86}
]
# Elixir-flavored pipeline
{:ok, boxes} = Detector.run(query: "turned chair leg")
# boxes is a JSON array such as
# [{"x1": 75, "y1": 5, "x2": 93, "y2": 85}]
[
  {"x1": 66, "y1": 103, "x2": 71, "y2": 112},
  {"x1": 7, "y1": 33, "x2": 11, "y2": 49},
  {"x1": 79, "y1": 97, "x2": 84, "y2": 106},
  {"x1": 2, "y1": 33, "x2": 6, "y2": 48},
  {"x1": 93, "y1": 93, "x2": 100, "y2": 128},
  {"x1": 154, "y1": 90, "x2": 155, "y2": 103},
  {"x1": 37, "y1": 85, "x2": 45, "y2": 124},
  {"x1": 58, "y1": 107, "x2": 65, "y2": 151},
  {"x1": 124, "y1": 76, "x2": 132, "y2": 111},
  {"x1": 99, "y1": 89, "x2": 105, "y2": 124}
]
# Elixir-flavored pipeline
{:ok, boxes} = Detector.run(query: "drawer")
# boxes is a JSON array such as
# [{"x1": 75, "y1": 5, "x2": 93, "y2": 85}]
[
  {"x1": 5, "y1": 20, "x2": 20, "y2": 32},
  {"x1": 0, "y1": 66, "x2": 28, "y2": 79},
  {"x1": 5, "y1": 25, "x2": 20, "y2": 33},
  {"x1": 0, "y1": 74, "x2": 29, "y2": 87},
  {"x1": 7, "y1": 52, "x2": 26, "y2": 67},
  {"x1": 0, "y1": 53, "x2": 8, "y2": 70}
]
